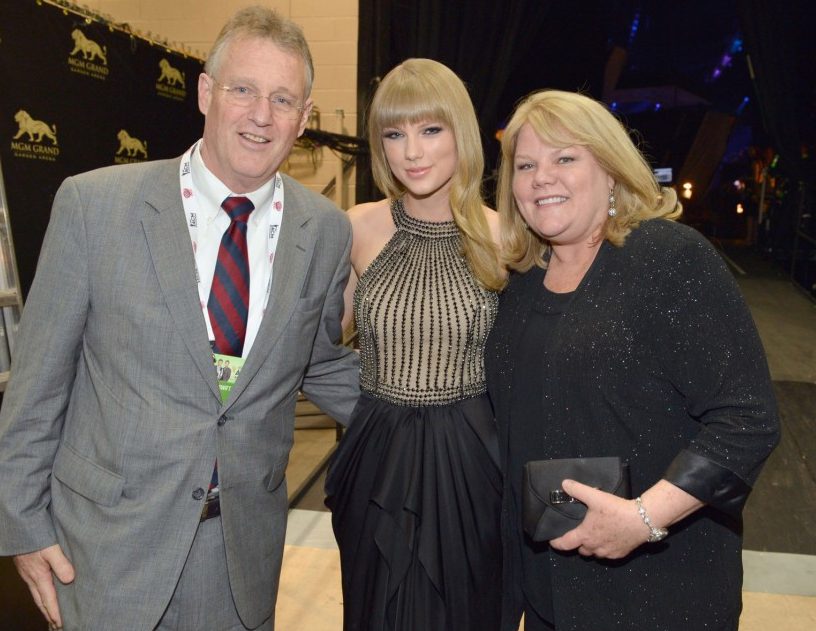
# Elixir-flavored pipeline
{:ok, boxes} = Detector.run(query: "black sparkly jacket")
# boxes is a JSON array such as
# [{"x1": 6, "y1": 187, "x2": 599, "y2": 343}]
[{"x1": 486, "y1": 218, "x2": 780, "y2": 631}]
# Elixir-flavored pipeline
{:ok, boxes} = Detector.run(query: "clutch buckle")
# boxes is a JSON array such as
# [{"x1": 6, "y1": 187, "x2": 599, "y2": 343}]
[{"x1": 550, "y1": 489, "x2": 579, "y2": 505}]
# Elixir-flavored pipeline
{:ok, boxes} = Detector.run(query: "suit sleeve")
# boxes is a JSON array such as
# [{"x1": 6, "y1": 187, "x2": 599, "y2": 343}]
[
  {"x1": 0, "y1": 176, "x2": 90, "y2": 554},
  {"x1": 299, "y1": 215, "x2": 360, "y2": 426},
  {"x1": 653, "y1": 230, "x2": 780, "y2": 517}
]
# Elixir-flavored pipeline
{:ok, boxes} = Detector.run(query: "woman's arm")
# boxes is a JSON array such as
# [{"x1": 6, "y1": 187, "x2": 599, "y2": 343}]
[
  {"x1": 549, "y1": 479, "x2": 703, "y2": 558},
  {"x1": 340, "y1": 199, "x2": 396, "y2": 333},
  {"x1": 552, "y1": 223, "x2": 780, "y2": 559}
]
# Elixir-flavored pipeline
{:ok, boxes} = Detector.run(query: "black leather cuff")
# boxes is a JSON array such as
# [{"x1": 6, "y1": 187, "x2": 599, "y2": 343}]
[{"x1": 664, "y1": 450, "x2": 752, "y2": 518}]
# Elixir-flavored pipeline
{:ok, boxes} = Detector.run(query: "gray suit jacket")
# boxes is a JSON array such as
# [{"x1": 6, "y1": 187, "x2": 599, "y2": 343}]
[{"x1": 0, "y1": 157, "x2": 360, "y2": 630}]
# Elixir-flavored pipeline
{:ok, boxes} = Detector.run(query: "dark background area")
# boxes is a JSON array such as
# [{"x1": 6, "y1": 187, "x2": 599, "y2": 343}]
[{"x1": 0, "y1": 0, "x2": 204, "y2": 299}]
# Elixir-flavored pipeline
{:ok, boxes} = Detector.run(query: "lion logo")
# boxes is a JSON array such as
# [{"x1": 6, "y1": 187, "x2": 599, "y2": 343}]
[
  {"x1": 116, "y1": 130, "x2": 148, "y2": 158},
  {"x1": 13, "y1": 110, "x2": 58, "y2": 145},
  {"x1": 70, "y1": 29, "x2": 107, "y2": 64},
  {"x1": 158, "y1": 59, "x2": 185, "y2": 87}
]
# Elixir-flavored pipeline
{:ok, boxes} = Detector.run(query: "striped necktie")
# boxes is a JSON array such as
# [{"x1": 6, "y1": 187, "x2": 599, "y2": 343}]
[
  {"x1": 206, "y1": 196, "x2": 253, "y2": 497},
  {"x1": 208, "y1": 196, "x2": 254, "y2": 357}
]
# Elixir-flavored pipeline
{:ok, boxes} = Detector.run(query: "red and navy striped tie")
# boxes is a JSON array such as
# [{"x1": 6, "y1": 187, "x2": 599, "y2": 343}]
[
  {"x1": 207, "y1": 196, "x2": 253, "y2": 497},
  {"x1": 208, "y1": 196, "x2": 254, "y2": 357}
]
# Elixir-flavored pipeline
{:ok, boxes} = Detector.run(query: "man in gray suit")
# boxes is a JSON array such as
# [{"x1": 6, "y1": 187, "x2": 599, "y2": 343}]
[{"x1": 0, "y1": 7, "x2": 358, "y2": 630}]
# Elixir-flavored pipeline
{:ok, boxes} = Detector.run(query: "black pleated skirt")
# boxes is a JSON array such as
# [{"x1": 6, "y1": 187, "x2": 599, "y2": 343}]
[{"x1": 325, "y1": 393, "x2": 502, "y2": 631}]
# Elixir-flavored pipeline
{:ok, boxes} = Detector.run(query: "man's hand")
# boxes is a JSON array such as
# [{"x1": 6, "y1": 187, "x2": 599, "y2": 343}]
[{"x1": 13, "y1": 544, "x2": 75, "y2": 629}]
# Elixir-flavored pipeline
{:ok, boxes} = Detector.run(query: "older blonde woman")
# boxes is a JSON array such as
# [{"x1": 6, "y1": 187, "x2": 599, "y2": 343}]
[
  {"x1": 485, "y1": 90, "x2": 780, "y2": 631},
  {"x1": 325, "y1": 59, "x2": 504, "y2": 630}
]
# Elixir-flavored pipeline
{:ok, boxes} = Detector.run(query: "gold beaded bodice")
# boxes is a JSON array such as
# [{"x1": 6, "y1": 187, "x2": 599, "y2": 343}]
[{"x1": 354, "y1": 198, "x2": 498, "y2": 406}]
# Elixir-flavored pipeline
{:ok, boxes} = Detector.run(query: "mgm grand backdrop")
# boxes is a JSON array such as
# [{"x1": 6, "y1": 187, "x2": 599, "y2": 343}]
[{"x1": 0, "y1": 0, "x2": 204, "y2": 301}]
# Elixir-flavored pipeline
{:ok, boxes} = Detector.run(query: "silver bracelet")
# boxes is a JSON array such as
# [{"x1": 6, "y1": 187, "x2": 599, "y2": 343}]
[{"x1": 635, "y1": 496, "x2": 669, "y2": 543}]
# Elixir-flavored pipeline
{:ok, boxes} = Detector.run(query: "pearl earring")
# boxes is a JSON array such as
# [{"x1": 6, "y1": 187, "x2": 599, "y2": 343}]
[{"x1": 608, "y1": 189, "x2": 617, "y2": 217}]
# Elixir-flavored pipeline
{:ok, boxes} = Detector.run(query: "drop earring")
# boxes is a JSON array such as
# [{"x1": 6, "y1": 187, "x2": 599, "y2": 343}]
[{"x1": 608, "y1": 189, "x2": 617, "y2": 217}]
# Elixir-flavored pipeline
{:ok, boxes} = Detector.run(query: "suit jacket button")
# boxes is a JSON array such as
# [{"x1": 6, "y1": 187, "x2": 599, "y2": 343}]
[
  {"x1": 217, "y1": 415, "x2": 228, "y2": 426},
  {"x1": 192, "y1": 488, "x2": 205, "y2": 500}
]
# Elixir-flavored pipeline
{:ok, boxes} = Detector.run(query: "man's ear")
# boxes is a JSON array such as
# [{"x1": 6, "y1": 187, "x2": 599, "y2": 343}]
[
  {"x1": 198, "y1": 73, "x2": 213, "y2": 116},
  {"x1": 297, "y1": 99, "x2": 314, "y2": 137}
]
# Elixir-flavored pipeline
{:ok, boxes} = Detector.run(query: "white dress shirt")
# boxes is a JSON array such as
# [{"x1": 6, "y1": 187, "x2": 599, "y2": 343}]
[{"x1": 190, "y1": 145, "x2": 278, "y2": 358}]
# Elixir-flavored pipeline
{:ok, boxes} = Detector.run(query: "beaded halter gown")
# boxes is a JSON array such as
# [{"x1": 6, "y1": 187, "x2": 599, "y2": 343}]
[{"x1": 325, "y1": 199, "x2": 502, "y2": 631}]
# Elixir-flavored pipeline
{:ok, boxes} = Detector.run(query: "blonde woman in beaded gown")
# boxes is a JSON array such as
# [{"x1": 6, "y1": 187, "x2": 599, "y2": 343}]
[{"x1": 324, "y1": 58, "x2": 505, "y2": 630}]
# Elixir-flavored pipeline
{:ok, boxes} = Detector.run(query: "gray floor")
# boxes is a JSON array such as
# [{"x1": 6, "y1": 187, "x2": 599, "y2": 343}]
[{"x1": 728, "y1": 247, "x2": 816, "y2": 559}]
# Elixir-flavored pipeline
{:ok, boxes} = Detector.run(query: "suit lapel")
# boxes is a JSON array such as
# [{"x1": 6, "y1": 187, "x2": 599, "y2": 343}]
[
  {"x1": 142, "y1": 159, "x2": 221, "y2": 400},
  {"x1": 221, "y1": 178, "x2": 317, "y2": 406}
]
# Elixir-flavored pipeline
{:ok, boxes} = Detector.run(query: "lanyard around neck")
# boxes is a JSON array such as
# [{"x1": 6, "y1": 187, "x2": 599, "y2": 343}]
[{"x1": 179, "y1": 141, "x2": 285, "y2": 343}]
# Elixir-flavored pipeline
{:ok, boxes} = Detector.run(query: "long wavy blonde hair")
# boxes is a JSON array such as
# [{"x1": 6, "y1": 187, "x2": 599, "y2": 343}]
[
  {"x1": 367, "y1": 58, "x2": 504, "y2": 291},
  {"x1": 496, "y1": 90, "x2": 682, "y2": 277}
]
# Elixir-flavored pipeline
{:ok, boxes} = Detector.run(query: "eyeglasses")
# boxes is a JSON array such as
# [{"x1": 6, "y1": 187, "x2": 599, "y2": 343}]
[{"x1": 210, "y1": 78, "x2": 304, "y2": 119}]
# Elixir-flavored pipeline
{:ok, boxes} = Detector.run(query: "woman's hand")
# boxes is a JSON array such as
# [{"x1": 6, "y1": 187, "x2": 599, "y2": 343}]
[
  {"x1": 548, "y1": 478, "x2": 703, "y2": 559},
  {"x1": 548, "y1": 480, "x2": 647, "y2": 558}
]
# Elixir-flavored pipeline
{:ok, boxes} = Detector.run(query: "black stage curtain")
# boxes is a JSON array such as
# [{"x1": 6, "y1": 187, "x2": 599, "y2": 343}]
[
  {"x1": 739, "y1": 0, "x2": 811, "y2": 181},
  {"x1": 0, "y1": 1, "x2": 203, "y2": 298},
  {"x1": 740, "y1": 0, "x2": 814, "y2": 285},
  {"x1": 357, "y1": 0, "x2": 617, "y2": 204}
]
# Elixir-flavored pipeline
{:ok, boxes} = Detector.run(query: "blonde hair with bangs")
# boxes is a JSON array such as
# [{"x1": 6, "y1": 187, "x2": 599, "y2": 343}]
[
  {"x1": 368, "y1": 58, "x2": 503, "y2": 291},
  {"x1": 496, "y1": 90, "x2": 682, "y2": 276}
]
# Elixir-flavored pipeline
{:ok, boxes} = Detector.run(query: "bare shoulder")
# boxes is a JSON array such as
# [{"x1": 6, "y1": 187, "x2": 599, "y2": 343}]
[
  {"x1": 346, "y1": 199, "x2": 396, "y2": 272},
  {"x1": 347, "y1": 199, "x2": 394, "y2": 239},
  {"x1": 481, "y1": 205, "x2": 501, "y2": 246}
]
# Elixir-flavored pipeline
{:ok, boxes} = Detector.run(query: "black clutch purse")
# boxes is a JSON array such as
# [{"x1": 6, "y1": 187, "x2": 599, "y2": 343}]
[{"x1": 522, "y1": 457, "x2": 631, "y2": 542}]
